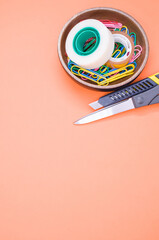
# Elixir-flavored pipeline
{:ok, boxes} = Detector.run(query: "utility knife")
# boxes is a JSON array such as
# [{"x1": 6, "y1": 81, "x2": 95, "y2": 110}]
[{"x1": 74, "y1": 73, "x2": 159, "y2": 124}]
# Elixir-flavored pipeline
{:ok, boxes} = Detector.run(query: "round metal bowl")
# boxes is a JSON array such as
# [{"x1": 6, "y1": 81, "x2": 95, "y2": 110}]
[{"x1": 58, "y1": 7, "x2": 149, "y2": 91}]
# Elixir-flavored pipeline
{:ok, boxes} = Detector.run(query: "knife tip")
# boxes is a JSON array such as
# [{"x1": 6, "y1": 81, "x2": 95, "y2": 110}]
[
  {"x1": 73, "y1": 120, "x2": 80, "y2": 125},
  {"x1": 74, "y1": 118, "x2": 86, "y2": 125}
]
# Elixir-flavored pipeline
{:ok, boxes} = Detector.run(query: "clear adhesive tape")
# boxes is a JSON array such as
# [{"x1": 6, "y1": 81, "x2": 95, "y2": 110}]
[
  {"x1": 65, "y1": 19, "x2": 114, "y2": 69},
  {"x1": 107, "y1": 31, "x2": 134, "y2": 69}
]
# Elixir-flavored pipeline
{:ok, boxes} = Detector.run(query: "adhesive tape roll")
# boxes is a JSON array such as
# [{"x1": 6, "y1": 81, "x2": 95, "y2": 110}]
[
  {"x1": 107, "y1": 31, "x2": 134, "y2": 69},
  {"x1": 65, "y1": 19, "x2": 114, "y2": 69}
]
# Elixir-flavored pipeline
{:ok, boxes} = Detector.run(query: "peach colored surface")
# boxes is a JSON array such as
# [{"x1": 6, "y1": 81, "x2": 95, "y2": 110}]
[{"x1": 0, "y1": 0, "x2": 159, "y2": 240}]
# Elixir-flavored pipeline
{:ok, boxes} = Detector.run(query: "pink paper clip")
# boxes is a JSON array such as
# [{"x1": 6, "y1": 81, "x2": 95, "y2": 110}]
[
  {"x1": 130, "y1": 45, "x2": 143, "y2": 62},
  {"x1": 99, "y1": 19, "x2": 122, "y2": 29}
]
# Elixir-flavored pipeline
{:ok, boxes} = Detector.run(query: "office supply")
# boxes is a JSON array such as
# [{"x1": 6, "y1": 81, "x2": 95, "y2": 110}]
[
  {"x1": 74, "y1": 73, "x2": 159, "y2": 124},
  {"x1": 131, "y1": 45, "x2": 143, "y2": 62},
  {"x1": 107, "y1": 31, "x2": 134, "y2": 68},
  {"x1": 69, "y1": 62, "x2": 136, "y2": 86},
  {"x1": 99, "y1": 19, "x2": 122, "y2": 29},
  {"x1": 58, "y1": 7, "x2": 149, "y2": 90},
  {"x1": 65, "y1": 19, "x2": 114, "y2": 69}
]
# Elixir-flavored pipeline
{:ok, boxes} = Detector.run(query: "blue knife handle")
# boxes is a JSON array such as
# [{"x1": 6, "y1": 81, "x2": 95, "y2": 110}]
[{"x1": 98, "y1": 77, "x2": 158, "y2": 108}]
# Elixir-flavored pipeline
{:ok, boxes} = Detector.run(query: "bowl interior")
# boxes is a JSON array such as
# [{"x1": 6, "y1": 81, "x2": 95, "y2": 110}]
[{"x1": 58, "y1": 8, "x2": 149, "y2": 90}]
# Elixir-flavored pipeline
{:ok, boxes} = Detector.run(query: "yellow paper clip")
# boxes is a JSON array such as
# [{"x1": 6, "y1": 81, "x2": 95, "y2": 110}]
[
  {"x1": 70, "y1": 65, "x2": 107, "y2": 85},
  {"x1": 112, "y1": 49, "x2": 122, "y2": 58},
  {"x1": 70, "y1": 62, "x2": 136, "y2": 86},
  {"x1": 120, "y1": 25, "x2": 129, "y2": 34},
  {"x1": 99, "y1": 63, "x2": 136, "y2": 85},
  {"x1": 99, "y1": 65, "x2": 109, "y2": 74}
]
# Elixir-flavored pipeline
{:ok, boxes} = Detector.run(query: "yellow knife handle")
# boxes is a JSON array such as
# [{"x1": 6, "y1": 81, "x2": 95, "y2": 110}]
[{"x1": 149, "y1": 73, "x2": 159, "y2": 85}]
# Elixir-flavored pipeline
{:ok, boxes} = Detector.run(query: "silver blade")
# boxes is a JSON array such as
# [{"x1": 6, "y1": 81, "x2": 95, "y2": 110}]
[
  {"x1": 89, "y1": 100, "x2": 103, "y2": 110},
  {"x1": 74, "y1": 98, "x2": 135, "y2": 125}
]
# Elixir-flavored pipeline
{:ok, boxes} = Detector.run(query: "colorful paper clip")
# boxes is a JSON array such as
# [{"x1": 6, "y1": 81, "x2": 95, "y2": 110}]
[
  {"x1": 100, "y1": 62, "x2": 137, "y2": 85},
  {"x1": 99, "y1": 19, "x2": 122, "y2": 29},
  {"x1": 112, "y1": 49, "x2": 122, "y2": 58},
  {"x1": 83, "y1": 37, "x2": 96, "y2": 52},
  {"x1": 70, "y1": 65, "x2": 107, "y2": 84},
  {"x1": 69, "y1": 61, "x2": 136, "y2": 86},
  {"x1": 112, "y1": 42, "x2": 126, "y2": 58},
  {"x1": 130, "y1": 45, "x2": 142, "y2": 62},
  {"x1": 120, "y1": 25, "x2": 129, "y2": 34},
  {"x1": 129, "y1": 32, "x2": 137, "y2": 46}
]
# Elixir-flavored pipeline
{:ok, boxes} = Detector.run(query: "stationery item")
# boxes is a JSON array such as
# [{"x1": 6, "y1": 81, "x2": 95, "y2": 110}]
[
  {"x1": 107, "y1": 31, "x2": 134, "y2": 68},
  {"x1": 99, "y1": 19, "x2": 122, "y2": 29},
  {"x1": 74, "y1": 73, "x2": 159, "y2": 124},
  {"x1": 130, "y1": 45, "x2": 143, "y2": 62},
  {"x1": 65, "y1": 19, "x2": 114, "y2": 69},
  {"x1": 58, "y1": 7, "x2": 149, "y2": 90},
  {"x1": 68, "y1": 61, "x2": 136, "y2": 86},
  {"x1": 129, "y1": 32, "x2": 137, "y2": 45},
  {"x1": 120, "y1": 25, "x2": 129, "y2": 34},
  {"x1": 66, "y1": 21, "x2": 142, "y2": 88},
  {"x1": 99, "y1": 62, "x2": 136, "y2": 85},
  {"x1": 112, "y1": 49, "x2": 122, "y2": 58}
]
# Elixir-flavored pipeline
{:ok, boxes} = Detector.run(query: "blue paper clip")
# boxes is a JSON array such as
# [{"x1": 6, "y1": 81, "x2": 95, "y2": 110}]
[
  {"x1": 129, "y1": 32, "x2": 137, "y2": 46},
  {"x1": 68, "y1": 59, "x2": 76, "y2": 70},
  {"x1": 120, "y1": 26, "x2": 129, "y2": 35}
]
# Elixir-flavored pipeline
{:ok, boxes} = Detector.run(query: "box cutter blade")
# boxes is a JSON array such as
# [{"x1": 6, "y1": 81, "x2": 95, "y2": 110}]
[
  {"x1": 74, "y1": 98, "x2": 135, "y2": 124},
  {"x1": 74, "y1": 73, "x2": 159, "y2": 125}
]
